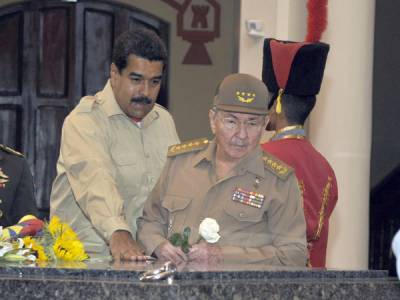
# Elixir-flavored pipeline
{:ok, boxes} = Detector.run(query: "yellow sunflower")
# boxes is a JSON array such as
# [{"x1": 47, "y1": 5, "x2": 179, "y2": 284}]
[
  {"x1": 53, "y1": 238, "x2": 88, "y2": 261},
  {"x1": 22, "y1": 236, "x2": 48, "y2": 261},
  {"x1": 47, "y1": 216, "x2": 62, "y2": 237}
]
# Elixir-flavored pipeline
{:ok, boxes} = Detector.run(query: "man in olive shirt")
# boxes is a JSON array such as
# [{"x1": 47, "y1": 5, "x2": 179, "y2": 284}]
[
  {"x1": 137, "y1": 74, "x2": 307, "y2": 266},
  {"x1": 50, "y1": 28, "x2": 180, "y2": 261}
]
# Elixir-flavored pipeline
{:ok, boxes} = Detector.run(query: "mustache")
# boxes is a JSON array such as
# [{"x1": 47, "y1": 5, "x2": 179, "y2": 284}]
[
  {"x1": 231, "y1": 139, "x2": 247, "y2": 147},
  {"x1": 131, "y1": 96, "x2": 152, "y2": 104}
]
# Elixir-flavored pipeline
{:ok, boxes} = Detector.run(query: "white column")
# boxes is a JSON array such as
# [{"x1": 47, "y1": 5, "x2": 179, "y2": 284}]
[
  {"x1": 275, "y1": 0, "x2": 291, "y2": 39},
  {"x1": 309, "y1": 0, "x2": 375, "y2": 269}
]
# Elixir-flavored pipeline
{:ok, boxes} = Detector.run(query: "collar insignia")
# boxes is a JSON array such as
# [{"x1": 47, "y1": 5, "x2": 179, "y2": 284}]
[
  {"x1": 0, "y1": 168, "x2": 9, "y2": 188},
  {"x1": 236, "y1": 91, "x2": 256, "y2": 103}
]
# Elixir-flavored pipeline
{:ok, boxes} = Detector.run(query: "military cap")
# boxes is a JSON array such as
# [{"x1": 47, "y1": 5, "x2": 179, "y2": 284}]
[
  {"x1": 262, "y1": 39, "x2": 329, "y2": 110},
  {"x1": 213, "y1": 73, "x2": 269, "y2": 115}
]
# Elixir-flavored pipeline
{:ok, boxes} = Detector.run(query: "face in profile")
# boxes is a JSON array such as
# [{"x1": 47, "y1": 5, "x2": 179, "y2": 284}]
[
  {"x1": 209, "y1": 109, "x2": 266, "y2": 162},
  {"x1": 110, "y1": 54, "x2": 164, "y2": 120}
]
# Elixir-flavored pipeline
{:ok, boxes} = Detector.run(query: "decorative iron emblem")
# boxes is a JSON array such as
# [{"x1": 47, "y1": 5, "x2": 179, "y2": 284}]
[{"x1": 162, "y1": 0, "x2": 221, "y2": 65}]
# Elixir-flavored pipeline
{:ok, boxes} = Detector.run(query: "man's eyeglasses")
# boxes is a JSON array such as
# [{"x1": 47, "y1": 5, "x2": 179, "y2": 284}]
[{"x1": 217, "y1": 114, "x2": 265, "y2": 133}]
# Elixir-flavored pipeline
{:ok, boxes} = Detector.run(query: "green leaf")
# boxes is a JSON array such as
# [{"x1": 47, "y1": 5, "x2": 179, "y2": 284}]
[
  {"x1": 183, "y1": 227, "x2": 191, "y2": 242},
  {"x1": 3, "y1": 254, "x2": 27, "y2": 262},
  {"x1": 169, "y1": 233, "x2": 183, "y2": 247},
  {"x1": 181, "y1": 241, "x2": 191, "y2": 254}
]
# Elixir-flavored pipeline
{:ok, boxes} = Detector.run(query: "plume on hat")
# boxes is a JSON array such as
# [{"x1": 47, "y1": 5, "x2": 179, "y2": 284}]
[{"x1": 305, "y1": 0, "x2": 328, "y2": 42}]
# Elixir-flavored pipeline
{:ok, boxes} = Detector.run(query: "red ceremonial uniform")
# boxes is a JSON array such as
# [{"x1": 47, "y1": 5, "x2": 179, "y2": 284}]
[{"x1": 262, "y1": 127, "x2": 338, "y2": 268}]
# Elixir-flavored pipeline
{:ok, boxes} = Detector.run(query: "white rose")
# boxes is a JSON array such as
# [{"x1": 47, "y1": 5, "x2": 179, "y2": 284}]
[{"x1": 199, "y1": 218, "x2": 220, "y2": 243}]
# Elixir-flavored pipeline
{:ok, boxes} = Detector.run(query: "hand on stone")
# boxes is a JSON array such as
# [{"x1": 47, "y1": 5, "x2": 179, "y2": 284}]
[
  {"x1": 188, "y1": 240, "x2": 222, "y2": 265},
  {"x1": 110, "y1": 230, "x2": 147, "y2": 262},
  {"x1": 154, "y1": 240, "x2": 188, "y2": 265}
]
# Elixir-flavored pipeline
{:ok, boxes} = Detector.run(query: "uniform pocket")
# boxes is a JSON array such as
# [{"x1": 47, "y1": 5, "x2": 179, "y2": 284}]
[
  {"x1": 110, "y1": 152, "x2": 138, "y2": 195},
  {"x1": 162, "y1": 195, "x2": 192, "y2": 233},
  {"x1": 111, "y1": 153, "x2": 136, "y2": 166},
  {"x1": 224, "y1": 201, "x2": 267, "y2": 223}
]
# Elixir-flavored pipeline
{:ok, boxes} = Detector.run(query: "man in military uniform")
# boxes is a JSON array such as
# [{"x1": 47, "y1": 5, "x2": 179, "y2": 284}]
[
  {"x1": 261, "y1": 38, "x2": 338, "y2": 268},
  {"x1": 0, "y1": 144, "x2": 38, "y2": 227},
  {"x1": 50, "y1": 27, "x2": 180, "y2": 261},
  {"x1": 137, "y1": 73, "x2": 307, "y2": 266}
]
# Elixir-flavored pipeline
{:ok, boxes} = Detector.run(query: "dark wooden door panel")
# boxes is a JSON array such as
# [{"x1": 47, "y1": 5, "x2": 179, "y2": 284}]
[
  {"x1": 0, "y1": 12, "x2": 23, "y2": 96},
  {"x1": 0, "y1": 0, "x2": 170, "y2": 218},
  {"x1": 34, "y1": 5, "x2": 73, "y2": 213},
  {"x1": 0, "y1": 9, "x2": 25, "y2": 152},
  {"x1": 38, "y1": 7, "x2": 70, "y2": 98},
  {"x1": 83, "y1": 9, "x2": 114, "y2": 96},
  {"x1": 0, "y1": 105, "x2": 22, "y2": 149},
  {"x1": 34, "y1": 106, "x2": 68, "y2": 212}
]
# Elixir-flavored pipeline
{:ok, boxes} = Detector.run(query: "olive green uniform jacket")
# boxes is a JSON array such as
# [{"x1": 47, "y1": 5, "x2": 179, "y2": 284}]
[
  {"x1": 137, "y1": 139, "x2": 307, "y2": 266},
  {"x1": 50, "y1": 80, "x2": 180, "y2": 256},
  {"x1": 0, "y1": 145, "x2": 38, "y2": 227}
]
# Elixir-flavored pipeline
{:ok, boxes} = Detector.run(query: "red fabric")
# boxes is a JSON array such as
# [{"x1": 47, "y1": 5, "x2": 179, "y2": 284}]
[
  {"x1": 262, "y1": 138, "x2": 338, "y2": 268},
  {"x1": 270, "y1": 40, "x2": 306, "y2": 89},
  {"x1": 305, "y1": 0, "x2": 328, "y2": 42},
  {"x1": 18, "y1": 219, "x2": 44, "y2": 237}
]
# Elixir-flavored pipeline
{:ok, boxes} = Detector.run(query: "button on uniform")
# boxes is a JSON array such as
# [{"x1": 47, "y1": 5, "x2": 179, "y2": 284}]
[{"x1": 148, "y1": 175, "x2": 154, "y2": 185}]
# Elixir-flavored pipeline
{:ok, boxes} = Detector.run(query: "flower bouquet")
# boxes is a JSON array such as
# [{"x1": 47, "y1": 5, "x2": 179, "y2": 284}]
[{"x1": 0, "y1": 215, "x2": 88, "y2": 263}]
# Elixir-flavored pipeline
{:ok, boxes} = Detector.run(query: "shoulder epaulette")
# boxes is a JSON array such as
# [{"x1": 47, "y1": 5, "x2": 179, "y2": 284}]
[
  {"x1": 0, "y1": 144, "x2": 24, "y2": 157},
  {"x1": 262, "y1": 152, "x2": 292, "y2": 180},
  {"x1": 168, "y1": 138, "x2": 209, "y2": 157},
  {"x1": 75, "y1": 96, "x2": 96, "y2": 113}
]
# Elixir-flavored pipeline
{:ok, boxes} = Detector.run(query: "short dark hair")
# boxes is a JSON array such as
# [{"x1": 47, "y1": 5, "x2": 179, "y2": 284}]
[
  {"x1": 112, "y1": 27, "x2": 167, "y2": 72},
  {"x1": 281, "y1": 94, "x2": 316, "y2": 125}
]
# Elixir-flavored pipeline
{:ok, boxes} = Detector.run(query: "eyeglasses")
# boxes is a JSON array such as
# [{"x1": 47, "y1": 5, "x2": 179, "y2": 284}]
[{"x1": 217, "y1": 114, "x2": 265, "y2": 133}]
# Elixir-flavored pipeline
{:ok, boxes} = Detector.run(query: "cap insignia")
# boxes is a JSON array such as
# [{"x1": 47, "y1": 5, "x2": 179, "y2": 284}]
[{"x1": 236, "y1": 91, "x2": 256, "y2": 103}]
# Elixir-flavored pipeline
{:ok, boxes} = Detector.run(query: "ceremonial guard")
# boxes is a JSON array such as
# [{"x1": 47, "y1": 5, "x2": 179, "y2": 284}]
[
  {"x1": 0, "y1": 145, "x2": 38, "y2": 227},
  {"x1": 261, "y1": 8, "x2": 338, "y2": 267}
]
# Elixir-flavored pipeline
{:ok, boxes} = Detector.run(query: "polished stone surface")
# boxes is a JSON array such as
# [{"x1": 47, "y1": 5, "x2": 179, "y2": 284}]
[{"x1": 0, "y1": 260, "x2": 399, "y2": 299}]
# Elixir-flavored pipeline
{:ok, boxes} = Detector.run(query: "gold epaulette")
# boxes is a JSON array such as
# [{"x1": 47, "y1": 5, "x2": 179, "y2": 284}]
[
  {"x1": 0, "y1": 144, "x2": 24, "y2": 157},
  {"x1": 168, "y1": 138, "x2": 209, "y2": 157},
  {"x1": 262, "y1": 152, "x2": 292, "y2": 180}
]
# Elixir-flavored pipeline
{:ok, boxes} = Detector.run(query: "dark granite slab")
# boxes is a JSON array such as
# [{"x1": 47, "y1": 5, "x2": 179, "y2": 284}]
[{"x1": 0, "y1": 260, "x2": 398, "y2": 299}]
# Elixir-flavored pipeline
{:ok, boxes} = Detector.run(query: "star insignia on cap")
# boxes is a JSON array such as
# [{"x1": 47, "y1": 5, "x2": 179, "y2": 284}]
[{"x1": 236, "y1": 91, "x2": 256, "y2": 103}]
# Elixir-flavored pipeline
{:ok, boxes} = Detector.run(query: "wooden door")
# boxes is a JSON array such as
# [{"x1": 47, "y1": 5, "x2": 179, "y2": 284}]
[{"x1": 0, "y1": 0, "x2": 169, "y2": 218}]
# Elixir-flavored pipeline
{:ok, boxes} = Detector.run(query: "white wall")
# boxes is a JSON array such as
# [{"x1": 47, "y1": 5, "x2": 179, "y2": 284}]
[
  {"x1": 238, "y1": 0, "x2": 276, "y2": 77},
  {"x1": 311, "y1": 0, "x2": 375, "y2": 269}
]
